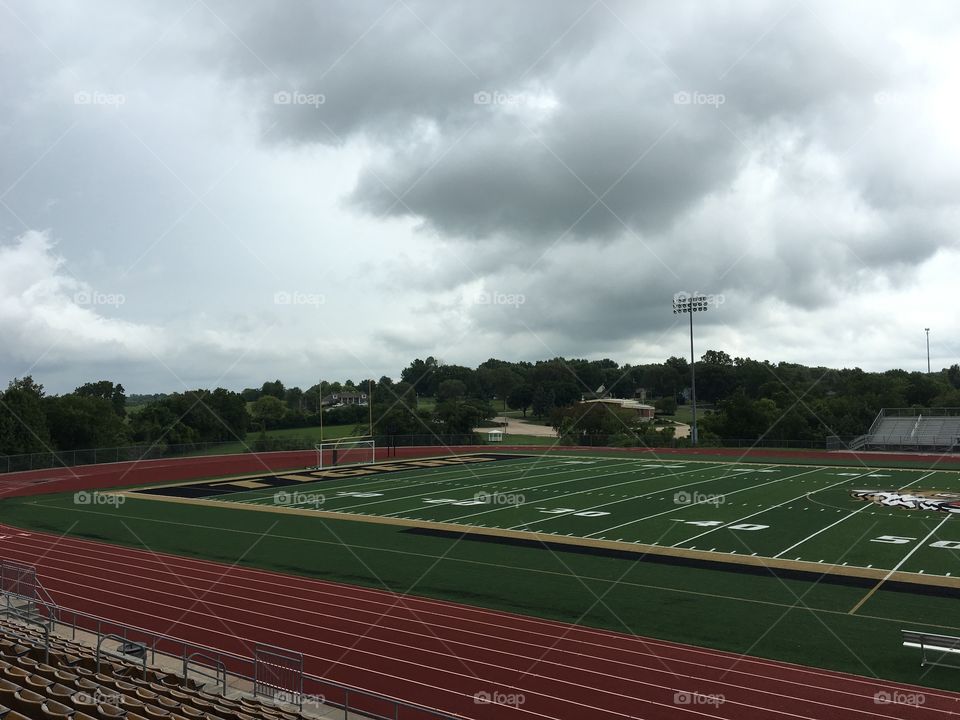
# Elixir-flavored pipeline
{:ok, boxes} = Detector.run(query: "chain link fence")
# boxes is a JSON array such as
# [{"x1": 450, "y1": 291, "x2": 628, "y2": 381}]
[{"x1": 0, "y1": 432, "x2": 840, "y2": 474}]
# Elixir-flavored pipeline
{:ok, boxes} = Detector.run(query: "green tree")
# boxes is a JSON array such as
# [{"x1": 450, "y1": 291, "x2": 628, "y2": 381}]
[
  {"x1": 437, "y1": 379, "x2": 467, "y2": 402},
  {"x1": 0, "y1": 377, "x2": 51, "y2": 454},
  {"x1": 654, "y1": 397, "x2": 677, "y2": 415},
  {"x1": 260, "y1": 380, "x2": 285, "y2": 399},
  {"x1": 75, "y1": 380, "x2": 126, "y2": 417},
  {"x1": 400, "y1": 357, "x2": 439, "y2": 396},
  {"x1": 531, "y1": 385, "x2": 554, "y2": 419},
  {"x1": 507, "y1": 384, "x2": 534, "y2": 416},
  {"x1": 490, "y1": 368, "x2": 520, "y2": 410},
  {"x1": 434, "y1": 398, "x2": 493, "y2": 434},
  {"x1": 44, "y1": 394, "x2": 129, "y2": 450},
  {"x1": 251, "y1": 395, "x2": 285, "y2": 426},
  {"x1": 948, "y1": 364, "x2": 960, "y2": 389}
]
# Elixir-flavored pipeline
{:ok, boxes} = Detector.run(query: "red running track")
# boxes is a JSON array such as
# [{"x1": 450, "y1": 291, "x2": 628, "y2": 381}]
[{"x1": 0, "y1": 527, "x2": 958, "y2": 719}]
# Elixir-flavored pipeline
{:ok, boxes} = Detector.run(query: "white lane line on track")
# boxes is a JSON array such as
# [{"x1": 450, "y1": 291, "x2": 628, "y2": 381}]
[
  {"x1": 6, "y1": 523, "x2": 960, "y2": 706},
  {"x1": 3, "y1": 536, "x2": 956, "y2": 716},
  {"x1": 40, "y1": 581, "x2": 889, "y2": 720}
]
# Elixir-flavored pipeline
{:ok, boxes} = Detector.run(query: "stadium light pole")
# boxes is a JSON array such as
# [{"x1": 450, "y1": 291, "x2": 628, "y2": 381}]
[
  {"x1": 673, "y1": 293, "x2": 709, "y2": 447},
  {"x1": 925, "y1": 328, "x2": 931, "y2": 374}
]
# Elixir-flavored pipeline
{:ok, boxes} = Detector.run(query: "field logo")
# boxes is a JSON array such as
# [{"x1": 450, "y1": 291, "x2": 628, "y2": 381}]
[{"x1": 851, "y1": 489, "x2": 960, "y2": 515}]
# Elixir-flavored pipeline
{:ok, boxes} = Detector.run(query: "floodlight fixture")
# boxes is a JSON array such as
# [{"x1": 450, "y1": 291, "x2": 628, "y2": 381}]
[{"x1": 672, "y1": 293, "x2": 711, "y2": 446}]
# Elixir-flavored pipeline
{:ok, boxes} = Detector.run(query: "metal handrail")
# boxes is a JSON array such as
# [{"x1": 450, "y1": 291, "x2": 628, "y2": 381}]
[{"x1": 0, "y1": 585, "x2": 463, "y2": 719}]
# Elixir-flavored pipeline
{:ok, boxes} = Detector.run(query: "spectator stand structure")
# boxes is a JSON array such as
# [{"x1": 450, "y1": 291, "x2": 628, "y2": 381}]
[
  {"x1": 829, "y1": 408, "x2": 960, "y2": 452},
  {"x1": 0, "y1": 559, "x2": 460, "y2": 720}
]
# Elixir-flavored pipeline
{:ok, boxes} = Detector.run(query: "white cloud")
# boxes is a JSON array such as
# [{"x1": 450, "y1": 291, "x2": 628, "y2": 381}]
[{"x1": 1, "y1": 0, "x2": 959, "y2": 393}]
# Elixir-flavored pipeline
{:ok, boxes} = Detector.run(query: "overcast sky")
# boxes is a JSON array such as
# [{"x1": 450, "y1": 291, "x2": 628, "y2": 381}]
[{"x1": 2, "y1": 0, "x2": 958, "y2": 393}]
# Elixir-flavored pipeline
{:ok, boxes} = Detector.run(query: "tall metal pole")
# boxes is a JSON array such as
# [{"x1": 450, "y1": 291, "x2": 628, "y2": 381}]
[
  {"x1": 318, "y1": 377, "x2": 324, "y2": 441},
  {"x1": 689, "y1": 311, "x2": 698, "y2": 447},
  {"x1": 368, "y1": 379, "x2": 374, "y2": 438},
  {"x1": 925, "y1": 328, "x2": 931, "y2": 374}
]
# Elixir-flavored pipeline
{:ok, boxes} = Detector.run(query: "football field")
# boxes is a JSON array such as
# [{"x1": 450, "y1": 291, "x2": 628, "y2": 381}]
[{"x1": 126, "y1": 452, "x2": 960, "y2": 585}]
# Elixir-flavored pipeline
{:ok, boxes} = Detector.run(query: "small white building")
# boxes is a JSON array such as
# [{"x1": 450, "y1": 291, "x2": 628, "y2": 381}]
[
  {"x1": 487, "y1": 429, "x2": 504, "y2": 442},
  {"x1": 578, "y1": 398, "x2": 656, "y2": 419}
]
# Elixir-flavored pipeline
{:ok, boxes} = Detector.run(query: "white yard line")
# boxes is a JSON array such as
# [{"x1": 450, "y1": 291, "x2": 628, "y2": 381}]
[
  {"x1": 849, "y1": 513, "x2": 953, "y2": 614},
  {"x1": 772, "y1": 470, "x2": 939, "y2": 559},
  {"x1": 670, "y1": 471, "x2": 879, "y2": 548},
  {"x1": 381, "y1": 461, "x2": 711, "y2": 523},
  {"x1": 491, "y1": 464, "x2": 757, "y2": 530},
  {"x1": 583, "y1": 466, "x2": 821, "y2": 539},
  {"x1": 253, "y1": 457, "x2": 610, "y2": 512}
]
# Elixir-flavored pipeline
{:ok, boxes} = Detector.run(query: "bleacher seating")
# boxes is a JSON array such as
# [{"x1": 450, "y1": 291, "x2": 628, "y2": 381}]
[
  {"x1": 0, "y1": 617, "x2": 308, "y2": 720},
  {"x1": 861, "y1": 411, "x2": 960, "y2": 451}
]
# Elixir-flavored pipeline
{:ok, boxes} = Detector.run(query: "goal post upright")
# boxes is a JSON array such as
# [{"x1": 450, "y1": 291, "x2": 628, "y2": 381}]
[{"x1": 311, "y1": 436, "x2": 376, "y2": 470}]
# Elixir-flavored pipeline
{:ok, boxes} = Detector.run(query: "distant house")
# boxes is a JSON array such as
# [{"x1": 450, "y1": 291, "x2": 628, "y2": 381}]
[
  {"x1": 577, "y1": 397, "x2": 655, "y2": 419},
  {"x1": 321, "y1": 391, "x2": 368, "y2": 407}
]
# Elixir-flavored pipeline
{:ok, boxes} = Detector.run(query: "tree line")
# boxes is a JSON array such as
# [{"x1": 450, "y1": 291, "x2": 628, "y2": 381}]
[{"x1": 1, "y1": 353, "x2": 959, "y2": 456}]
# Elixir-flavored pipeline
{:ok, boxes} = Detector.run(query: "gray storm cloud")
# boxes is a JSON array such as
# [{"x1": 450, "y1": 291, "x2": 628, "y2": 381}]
[{"x1": 1, "y1": 0, "x2": 959, "y2": 389}]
